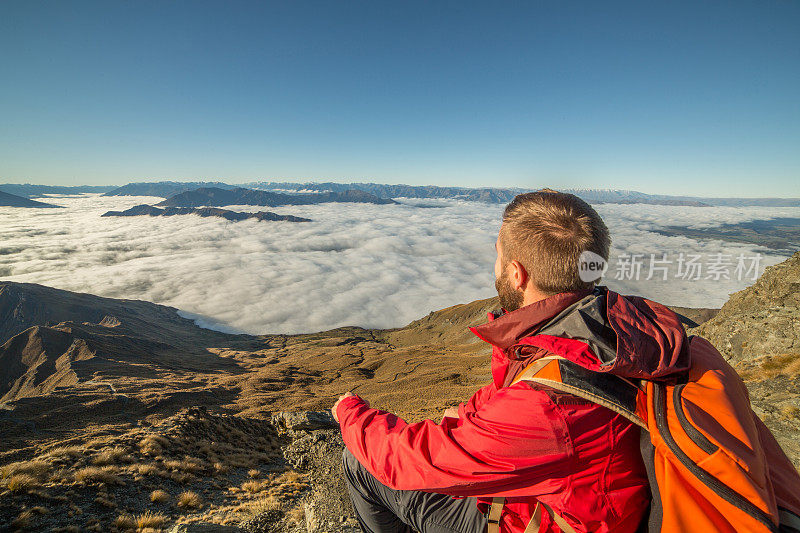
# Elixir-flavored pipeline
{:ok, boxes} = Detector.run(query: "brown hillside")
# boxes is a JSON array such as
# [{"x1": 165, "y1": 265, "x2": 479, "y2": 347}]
[
  {"x1": 0, "y1": 282, "x2": 245, "y2": 348},
  {"x1": 3, "y1": 276, "x2": 792, "y2": 532}
]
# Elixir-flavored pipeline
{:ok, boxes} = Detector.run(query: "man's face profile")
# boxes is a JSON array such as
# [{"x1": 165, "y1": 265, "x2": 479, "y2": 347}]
[{"x1": 494, "y1": 235, "x2": 524, "y2": 312}]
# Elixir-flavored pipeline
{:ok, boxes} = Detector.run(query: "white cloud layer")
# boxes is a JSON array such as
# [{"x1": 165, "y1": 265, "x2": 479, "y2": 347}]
[{"x1": 1, "y1": 195, "x2": 798, "y2": 334}]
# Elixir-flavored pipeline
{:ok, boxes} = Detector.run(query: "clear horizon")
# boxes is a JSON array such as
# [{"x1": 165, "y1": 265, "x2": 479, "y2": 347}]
[
  {"x1": 2, "y1": 179, "x2": 800, "y2": 200},
  {"x1": 2, "y1": 1, "x2": 799, "y2": 197}
]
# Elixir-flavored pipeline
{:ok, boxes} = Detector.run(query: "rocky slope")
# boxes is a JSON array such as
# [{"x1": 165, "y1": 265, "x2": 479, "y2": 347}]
[
  {"x1": 696, "y1": 250, "x2": 800, "y2": 362},
  {"x1": 101, "y1": 205, "x2": 312, "y2": 223}
]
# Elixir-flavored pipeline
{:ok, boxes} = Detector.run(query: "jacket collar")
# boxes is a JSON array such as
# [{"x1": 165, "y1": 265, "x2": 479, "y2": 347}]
[{"x1": 469, "y1": 288, "x2": 594, "y2": 351}]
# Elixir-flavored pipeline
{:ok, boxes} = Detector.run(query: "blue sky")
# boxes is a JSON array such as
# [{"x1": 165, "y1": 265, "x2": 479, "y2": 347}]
[{"x1": 1, "y1": 1, "x2": 798, "y2": 196}]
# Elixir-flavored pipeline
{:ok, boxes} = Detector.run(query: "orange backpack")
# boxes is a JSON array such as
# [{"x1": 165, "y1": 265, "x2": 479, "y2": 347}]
[{"x1": 510, "y1": 334, "x2": 800, "y2": 533}]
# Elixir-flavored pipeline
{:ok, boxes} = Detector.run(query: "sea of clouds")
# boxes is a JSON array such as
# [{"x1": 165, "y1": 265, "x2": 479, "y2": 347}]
[{"x1": 1, "y1": 194, "x2": 798, "y2": 335}]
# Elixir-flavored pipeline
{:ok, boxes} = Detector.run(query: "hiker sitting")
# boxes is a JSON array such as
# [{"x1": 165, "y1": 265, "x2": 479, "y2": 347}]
[{"x1": 332, "y1": 190, "x2": 800, "y2": 533}]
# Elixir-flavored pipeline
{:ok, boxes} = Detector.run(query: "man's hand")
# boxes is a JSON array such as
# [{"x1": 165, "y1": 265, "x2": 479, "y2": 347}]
[
  {"x1": 441, "y1": 406, "x2": 459, "y2": 423},
  {"x1": 332, "y1": 392, "x2": 367, "y2": 422}
]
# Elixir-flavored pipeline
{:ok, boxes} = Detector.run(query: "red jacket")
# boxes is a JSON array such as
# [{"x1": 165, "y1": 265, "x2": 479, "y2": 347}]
[{"x1": 336, "y1": 287, "x2": 684, "y2": 532}]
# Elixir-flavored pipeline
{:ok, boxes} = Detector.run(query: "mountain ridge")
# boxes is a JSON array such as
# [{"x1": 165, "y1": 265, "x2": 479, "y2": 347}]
[
  {"x1": 101, "y1": 205, "x2": 312, "y2": 223},
  {"x1": 102, "y1": 181, "x2": 238, "y2": 198},
  {"x1": 0, "y1": 190, "x2": 60, "y2": 208},
  {"x1": 99, "y1": 180, "x2": 800, "y2": 206},
  {"x1": 156, "y1": 187, "x2": 397, "y2": 208},
  {"x1": 0, "y1": 184, "x2": 115, "y2": 198}
]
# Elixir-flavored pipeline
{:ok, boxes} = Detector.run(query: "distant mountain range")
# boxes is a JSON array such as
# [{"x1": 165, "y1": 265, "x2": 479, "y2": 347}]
[
  {"x1": 98, "y1": 181, "x2": 800, "y2": 206},
  {"x1": 246, "y1": 182, "x2": 800, "y2": 207},
  {"x1": 245, "y1": 182, "x2": 528, "y2": 204},
  {"x1": 6, "y1": 180, "x2": 800, "y2": 207},
  {"x1": 155, "y1": 187, "x2": 397, "y2": 208},
  {"x1": 243, "y1": 182, "x2": 715, "y2": 205},
  {"x1": 0, "y1": 190, "x2": 60, "y2": 208},
  {"x1": 102, "y1": 181, "x2": 237, "y2": 198},
  {"x1": 0, "y1": 184, "x2": 115, "y2": 197},
  {"x1": 101, "y1": 204, "x2": 312, "y2": 223}
]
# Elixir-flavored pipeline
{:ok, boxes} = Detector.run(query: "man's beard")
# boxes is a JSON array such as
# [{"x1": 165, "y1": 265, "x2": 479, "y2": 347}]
[{"x1": 495, "y1": 270, "x2": 524, "y2": 312}]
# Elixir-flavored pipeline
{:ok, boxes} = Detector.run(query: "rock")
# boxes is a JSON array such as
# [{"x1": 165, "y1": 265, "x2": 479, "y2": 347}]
[
  {"x1": 281, "y1": 427, "x2": 356, "y2": 533},
  {"x1": 238, "y1": 508, "x2": 284, "y2": 533},
  {"x1": 272, "y1": 411, "x2": 338, "y2": 432},
  {"x1": 697, "y1": 250, "x2": 800, "y2": 364},
  {"x1": 101, "y1": 205, "x2": 313, "y2": 223},
  {"x1": 234, "y1": 410, "x2": 357, "y2": 532},
  {"x1": 99, "y1": 315, "x2": 122, "y2": 327},
  {"x1": 169, "y1": 523, "x2": 243, "y2": 532}
]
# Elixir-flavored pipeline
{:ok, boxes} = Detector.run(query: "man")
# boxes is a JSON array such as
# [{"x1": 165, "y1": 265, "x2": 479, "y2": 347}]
[{"x1": 332, "y1": 190, "x2": 668, "y2": 532}]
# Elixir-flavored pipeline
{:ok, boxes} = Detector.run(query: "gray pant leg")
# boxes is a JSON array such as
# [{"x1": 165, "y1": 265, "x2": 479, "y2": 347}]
[{"x1": 342, "y1": 448, "x2": 488, "y2": 533}]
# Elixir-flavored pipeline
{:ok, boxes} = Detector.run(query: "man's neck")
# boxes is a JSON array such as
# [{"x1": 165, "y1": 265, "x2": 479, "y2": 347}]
[{"x1": 521, "y1": 283, "x2": 595, "y2": 308}]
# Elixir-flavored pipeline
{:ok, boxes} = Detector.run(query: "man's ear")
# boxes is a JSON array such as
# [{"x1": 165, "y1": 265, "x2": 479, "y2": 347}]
[{"x1": 509, "y1": 260, "x2": 528, "y2": 290}]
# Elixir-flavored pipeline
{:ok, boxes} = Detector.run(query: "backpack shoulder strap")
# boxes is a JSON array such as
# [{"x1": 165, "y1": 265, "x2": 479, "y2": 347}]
[
  {"x1": 511, "y1": 356, "x2": 647, "y2": 429},
  {"x1": 487, "y1": 497, "x2": 577, "y2": 533}
]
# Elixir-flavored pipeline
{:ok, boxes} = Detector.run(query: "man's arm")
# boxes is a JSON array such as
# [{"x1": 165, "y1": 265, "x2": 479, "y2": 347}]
[
  {"x1": 335, "y1": 384, "x2": 572, "y2": 497},
  {"x1": 440, "y1": 381, "x2": 496, "y2": 422},
  {"x1": 459, "y1": 381, "x2": 497, "y2": 416},
  {"x1": 333, "y1": 382, "x2": 495, "y2": 425}
]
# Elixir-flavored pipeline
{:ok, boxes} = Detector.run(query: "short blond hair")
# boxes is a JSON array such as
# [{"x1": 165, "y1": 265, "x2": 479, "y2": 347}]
[{"x1": 499, "y1": 189, "x2": 610, "y2": 295}]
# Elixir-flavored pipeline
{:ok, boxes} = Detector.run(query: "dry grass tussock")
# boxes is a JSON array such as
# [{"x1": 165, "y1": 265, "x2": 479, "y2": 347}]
[
  {"x1": 163, "y1": 457, "x2": 206, "y2": 474},
  {"x1": 739, "y1": 352, "x2": 800, "y2": 381},
  {"x1": 11, "y1": 506, "x2": 49, "y2": 528},
  {"x1": 74, "y1": 466, "x2": 121, "y2": 485},
  {"x1": 237, "y1": 469, "x2": 308, "y2": 498},
  {"x1": 0, "y1": 459, "x2": 50, "y2": 480},
  {"x1": 270, "y1": 470, "x2": 309, "y2": 497},
  {"x1": 115, "y1": 510, "x2": 167, "y2": 531},
  {"x1": 1, "y1": 461, "x2": 52, "y2": 494},
  {"x1": 241, "y1": 479, "x2": 265, "y2": 493},
  {"x1": 781, "y1": 405, "x2": 800, "y2": 421},
  {"x1": 235, "y1": 495, "x2": 280, "y2": 520},
  {"x1": 115, "y1": 514, "x2": 136, "y2": 529},
  {"x1": 278, "y1": 470, "x2": 305, "y2": 484},
  {"x1": 136, "y1": 510, "x2": 168, "y2": 529},
  {"x1": 6, "y1": 473, "x2": 39, "y2": 493},
  {"x1": 150, "y1": 489, "x2": 170, "y2": 503},
  {"x1": 287, "y1": 504, "x2": 305, "y2": 524},
  {"x1": 170, "y1": 471, "x2": 196, "y2": 484},
  {"x1": 177, "y1": 490, "x2": 203, "y2": 509},
  {"x1": 42, "y1": 446, "x2": 84, "y2": 461},
  {"x1": 762, "y1": 353, "x2": 800, "y2": 376},
  {"x1": 139, "y1": 435, "x2": 169, "y2": 456},
  {"x1": 92, "y1": 446, "x2": 133, "y2": 466},
  {"x1": 135, "y1": 463, "x2": 159, "y2": 476}
]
